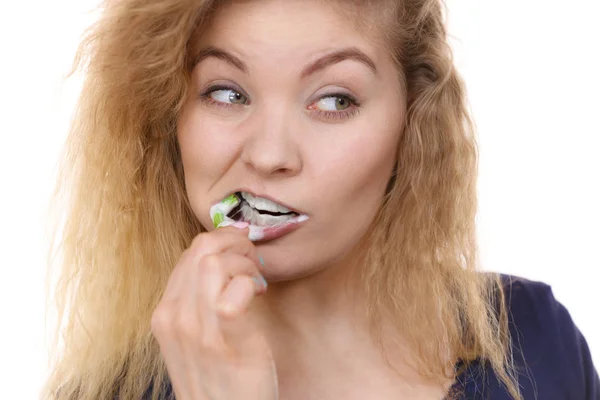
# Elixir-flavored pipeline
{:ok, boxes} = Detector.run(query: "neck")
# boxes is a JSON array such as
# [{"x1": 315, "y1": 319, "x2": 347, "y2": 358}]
[
  {"x1": 248, "y1": 241, "x2": 456, "y2": 398},
  {"x1": 258, "y1": 246, "x2": 368, "y2": 339},
  {"x1": 252, "y1": 255, "x2": 375, "y2": 385},
  {"x1": 250, "y1": 256, "x2": 452, "y2": 399}
]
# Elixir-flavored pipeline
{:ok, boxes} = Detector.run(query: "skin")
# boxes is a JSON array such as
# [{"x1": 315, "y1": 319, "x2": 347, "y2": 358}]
[{"x1": 164, "y1": 0, "x2": 453, "y2": 398}]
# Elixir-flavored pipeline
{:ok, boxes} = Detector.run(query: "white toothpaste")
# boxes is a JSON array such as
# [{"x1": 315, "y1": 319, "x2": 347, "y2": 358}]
[{"x1": 209, "y1": 193, "x2": 308, "y2": 241}]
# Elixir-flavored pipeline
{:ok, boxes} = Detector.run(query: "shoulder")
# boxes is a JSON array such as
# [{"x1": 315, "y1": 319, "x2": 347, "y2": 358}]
[
  {"x1": 499, "y1": 274, "x2": 575, "y2": 344},
  {"x1": 494, "y1": 274, "x2": 598, "y2": 399},
  {"x1": 499, "y1": 275, "x2": 591, "y2": 363}
]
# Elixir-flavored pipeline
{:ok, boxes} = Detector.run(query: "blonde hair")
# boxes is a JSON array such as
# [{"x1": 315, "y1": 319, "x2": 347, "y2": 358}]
[{"x1": 43, "y1": 0, "x2": 520, "y2": 399}]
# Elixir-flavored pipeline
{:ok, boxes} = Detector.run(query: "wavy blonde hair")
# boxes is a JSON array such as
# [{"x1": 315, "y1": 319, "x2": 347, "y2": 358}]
[{"x1": 43, "y1": 0, "x2": 521, "y2": 399}]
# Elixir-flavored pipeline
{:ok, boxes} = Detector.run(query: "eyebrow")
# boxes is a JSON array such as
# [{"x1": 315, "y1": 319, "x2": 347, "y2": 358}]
[
  {"x1": 192, "y1": 46, "x2": 377, "y2": 77},
  {"x1": 193, "y1": 46, "x2": 248, "y2": 73}
]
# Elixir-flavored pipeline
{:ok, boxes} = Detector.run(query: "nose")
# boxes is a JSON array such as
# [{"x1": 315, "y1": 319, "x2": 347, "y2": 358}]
[{"x1": 240, "y1": 105, "x2": 302, "y2": 178}]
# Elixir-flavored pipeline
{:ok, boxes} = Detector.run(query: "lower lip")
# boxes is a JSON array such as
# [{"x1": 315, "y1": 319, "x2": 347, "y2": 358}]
[{"x1": 248, "y1": 214, "x2": 308, "y2": 242}]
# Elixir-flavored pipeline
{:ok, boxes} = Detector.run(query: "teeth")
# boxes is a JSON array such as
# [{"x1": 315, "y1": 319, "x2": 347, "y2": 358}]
[
  {"x1": 240, "y1": 202, "x2": 296, "y2": 226},
  {"x1": 240, "y1": 192, "x2": 293, "y2": 214}
]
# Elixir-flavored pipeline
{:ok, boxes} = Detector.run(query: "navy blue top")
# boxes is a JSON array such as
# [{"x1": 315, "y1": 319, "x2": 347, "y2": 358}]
[
  {"x1": 153, "y1": 275, "x2": 599, "y2": 399},
  {"x1": 452, "y1": 275, "x2": 599, "y2": 399}
]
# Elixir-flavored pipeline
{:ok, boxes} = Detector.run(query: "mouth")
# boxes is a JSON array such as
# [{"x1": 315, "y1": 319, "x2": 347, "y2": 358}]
[
  {"x1": 209, "y1": 191, "x2": 309, "y2": 242},
  {"x1": 228, "y1": 191, "x2": 300, "y2": 225}
]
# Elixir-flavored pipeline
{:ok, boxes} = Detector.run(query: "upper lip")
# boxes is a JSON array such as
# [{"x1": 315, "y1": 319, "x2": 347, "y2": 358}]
[{"x1": 232, "y1": 189, "x2": 304, "y2": 215}]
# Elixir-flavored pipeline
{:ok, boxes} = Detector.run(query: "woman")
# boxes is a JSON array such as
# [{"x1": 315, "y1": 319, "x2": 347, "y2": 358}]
[{"x1": 43, "y1": 0, "x2": 599, "y2": 399}]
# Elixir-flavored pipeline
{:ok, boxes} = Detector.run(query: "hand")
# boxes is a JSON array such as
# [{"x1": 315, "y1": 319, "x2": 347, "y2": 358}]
[{"x1": 151, "y1": 224, "x2": 278, "y2": 400}]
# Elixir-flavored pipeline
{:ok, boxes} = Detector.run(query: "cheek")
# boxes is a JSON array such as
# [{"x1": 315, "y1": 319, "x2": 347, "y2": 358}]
[
  {"x1": 180, "y1": 115, "x2": 235, "y2": 173},
  {"x1": 312, "y1": 122, "x2": 398, "y2": 219},
  {"x1": 295, "y1": 133, "x2": 396, "y2": 269},
  {"x1": 177, "y1": 111, "x2": 242, "y2": 222}
]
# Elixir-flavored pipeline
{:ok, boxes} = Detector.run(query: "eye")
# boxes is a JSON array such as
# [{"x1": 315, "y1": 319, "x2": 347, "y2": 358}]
[
  {"x1": 200, "y1": 85, "x2": 249, "y2": 106},
  {"x1": 312, "y1": 95, "x2": 352, "y2": 111},
  {"x1": 306, "y1": 93, "x2": 360, "y2": 122},
  {"x1": 210, "y1": 88, "x2": 248, "y2": 104}
]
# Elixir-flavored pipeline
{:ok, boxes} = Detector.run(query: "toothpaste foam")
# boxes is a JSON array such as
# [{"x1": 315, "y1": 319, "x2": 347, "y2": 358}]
[{"x1": 210, "y1": 193, "x2": 308, "y2": 242}]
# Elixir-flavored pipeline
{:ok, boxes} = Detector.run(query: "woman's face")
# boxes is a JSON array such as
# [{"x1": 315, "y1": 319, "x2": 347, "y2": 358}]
[{"x1": 178, "y1": 0, "x2": 404, "y2": 280}]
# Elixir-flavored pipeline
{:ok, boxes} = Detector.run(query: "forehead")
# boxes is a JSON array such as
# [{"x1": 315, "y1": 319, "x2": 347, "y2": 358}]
[{"x1": 191, "y1": 0, "x2": 391, "y2": 67}]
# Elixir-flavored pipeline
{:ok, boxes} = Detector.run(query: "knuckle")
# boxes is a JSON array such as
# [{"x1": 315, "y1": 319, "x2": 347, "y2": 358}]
[
  {"x1": 242, "y1": 238, "x2": 253, "y2": 253},
  {"x1": 237, "y1": 275, "x2": 255, "y2": 291},
  {"x1": 240, "y1": 238, "x2": 257, "y2": 260},
  {"x1": 152, "y1": 305, "x2": 223, "y2": 352},
  {"x1": 191, "y1": 233, "x2": 214, "y2": 252},
  {"x1": 173, "y1": 313, "x2": 200, "y2": 341},
  {"x1": 199, "y1": 254, "x2": 222, "y2": 275},
  {"x1": 187, "y1": 235, "x2": 219, "y2": 264},
  {"x1": 177, "y1": 248, "x2": 191, "y2": 263},
  {"x1": 150, "y1": 306, "x2": 172, "y2": 336}
]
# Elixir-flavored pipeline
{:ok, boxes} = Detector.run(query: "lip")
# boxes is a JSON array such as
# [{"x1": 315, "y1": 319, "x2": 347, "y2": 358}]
[{"x1": 248, "y1": 214, "x2": 309, "y2": 242}]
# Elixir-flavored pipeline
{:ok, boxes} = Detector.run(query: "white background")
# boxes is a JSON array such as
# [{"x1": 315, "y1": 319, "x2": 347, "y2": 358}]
[{"x1": 0, "y1": 1, "x2": 598, "y2": 398}]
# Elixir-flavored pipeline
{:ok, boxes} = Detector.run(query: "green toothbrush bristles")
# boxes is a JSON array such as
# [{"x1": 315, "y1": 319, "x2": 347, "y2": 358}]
[
  {"x1": 222, "y1": 194, "x2": 239, "y2": 206},
  {"x1": 210, "y1": 193, "x2": 240, "y2": 228},
  {"x1": 213, "y1": 212, "x2": 224, "y2": 228}
]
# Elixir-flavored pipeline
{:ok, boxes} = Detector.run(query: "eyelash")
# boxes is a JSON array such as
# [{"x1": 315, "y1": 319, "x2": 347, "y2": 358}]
[{"x1": 199, "y1": 85, "x2": 361, "y2": 122}]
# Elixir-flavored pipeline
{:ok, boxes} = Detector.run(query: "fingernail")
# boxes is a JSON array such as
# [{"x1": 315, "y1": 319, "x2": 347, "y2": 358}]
[
  {"x1": 258, "y1": 255, "x2": 265, "y2": 266},
  {"x1": 231, "y1": 221, "x2": 249, "y2": 229},
  {"x1": 252, "y1": 275, "x2": 268, "y2": 290},
  {"x1": 260, "y1": 275, "x2": 268, "y2": 288}
]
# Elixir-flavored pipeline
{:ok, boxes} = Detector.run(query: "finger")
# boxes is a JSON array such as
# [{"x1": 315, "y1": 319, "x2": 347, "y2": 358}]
[
  {"x1": 215, "y1": 276, "x2": 267, "y2": 356},
  {"x1": 162, "y1": 228, "x2": 259, "y2": 302},
  {"x1": 214, "y1": 224, "x2": 250, "y2": 234},
  {"x1": 190, "y1": 227, "x2": 260, "y2": 267},
  {"x1": 216, "y1": 274, "x2": 257, "y2": 318},
  {"x1": 199, "y1": 253, "x2": 267, "y2": 306},
  {"x1": 193, "y1": 256, "x2": 264, "y2": 352}
]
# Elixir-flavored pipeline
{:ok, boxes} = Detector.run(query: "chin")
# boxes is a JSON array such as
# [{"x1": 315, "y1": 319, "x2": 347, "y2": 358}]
[{"x1": 254, "y1": 241, "x2": 322, "y2": 282}]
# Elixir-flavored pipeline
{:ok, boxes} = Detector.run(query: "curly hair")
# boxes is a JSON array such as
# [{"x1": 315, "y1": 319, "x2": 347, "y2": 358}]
[{"x1": 43, "y1": 0, "x2": 521, "y2": 399}]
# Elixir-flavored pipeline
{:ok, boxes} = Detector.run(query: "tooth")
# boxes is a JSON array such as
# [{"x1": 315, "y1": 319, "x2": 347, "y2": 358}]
[
  {"x1": 241, "y1": 192, "x2": 292, "y2": 213},
  {"x1": 241, "y1": 191, "x2": 254, "y2": 203},
  {"x1": 256, "y1": 197, "x2": 292, "y2": 213},
  {"x1": 240, "y1": 203, "x2": 295, "y2": 226}
]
